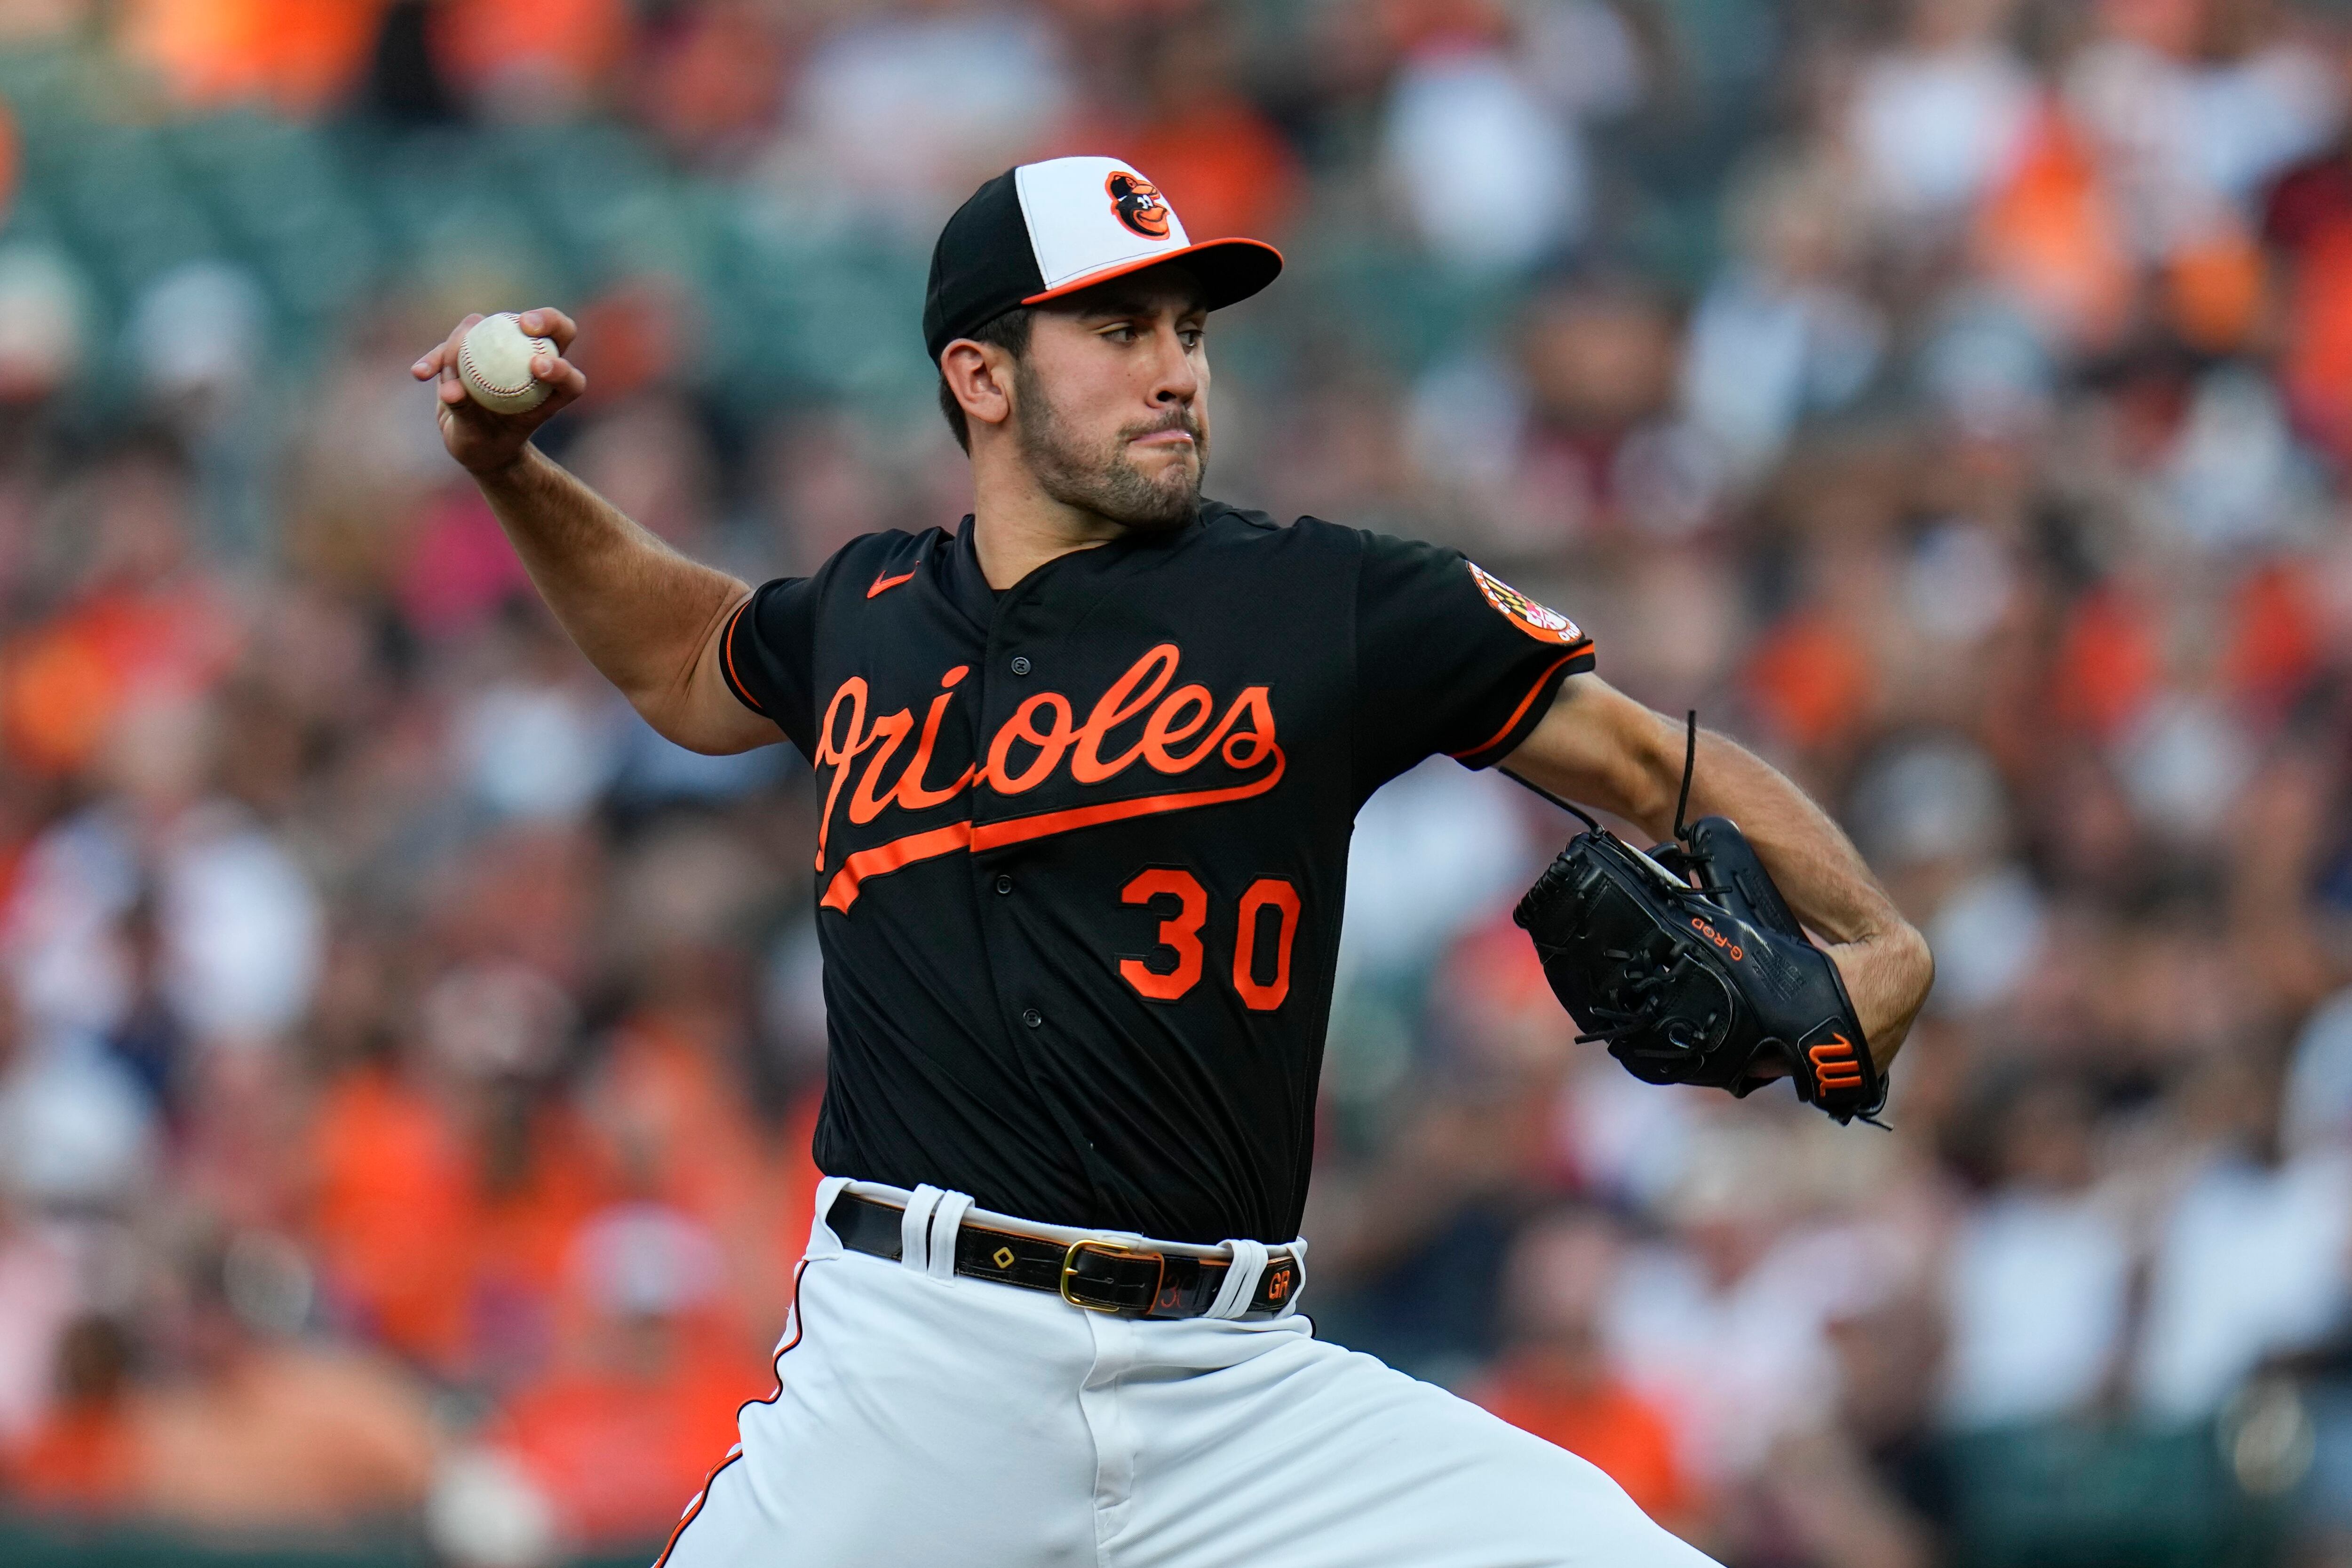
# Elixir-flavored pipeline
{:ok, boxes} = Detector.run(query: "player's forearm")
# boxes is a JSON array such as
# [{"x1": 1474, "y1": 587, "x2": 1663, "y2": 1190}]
[
  {"x1": 1511, "y1": 683, "x2": 1903, "y2": 936},
  {"x1": 1652, "y1": 727, "x2": 1931, "y2": 1059},
  {"x1": 1646, "y1": 728, "x2": 1887, "y2": 941},
  {"x1": 1506, "y1": 681, "x2": 1932, "y2": 1060},
  {"x1": 472, "y1": 445, "x2": 748, "y2": 730}
]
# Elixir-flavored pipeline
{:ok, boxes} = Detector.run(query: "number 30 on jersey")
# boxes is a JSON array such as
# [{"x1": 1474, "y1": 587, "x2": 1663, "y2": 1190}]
[{"x1": 1117, "y1": 869, "x2": 1301, "y2": 1010}]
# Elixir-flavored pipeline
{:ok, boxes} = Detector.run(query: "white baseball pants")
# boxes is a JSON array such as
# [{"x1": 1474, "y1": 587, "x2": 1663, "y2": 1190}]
[{"x1": 656, "y1": 1177, "x2": 1716, "y2": 1568}]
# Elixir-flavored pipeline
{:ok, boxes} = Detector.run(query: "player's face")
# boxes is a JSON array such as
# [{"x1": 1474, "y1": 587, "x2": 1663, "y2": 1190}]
[{"x1": 1013, "y1": 275, "x2": 1212, "y2": 533}]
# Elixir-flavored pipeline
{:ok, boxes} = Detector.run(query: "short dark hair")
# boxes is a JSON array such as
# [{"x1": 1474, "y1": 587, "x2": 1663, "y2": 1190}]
[{"x1": 937, "y1": 308, "x2": 1035, "y2": 454}]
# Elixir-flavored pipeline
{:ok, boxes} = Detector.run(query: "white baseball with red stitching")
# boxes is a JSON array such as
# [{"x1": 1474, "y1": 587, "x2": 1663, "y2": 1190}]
[{"x1": 457, "y1": 312, "x2": 554, "y2": 416}]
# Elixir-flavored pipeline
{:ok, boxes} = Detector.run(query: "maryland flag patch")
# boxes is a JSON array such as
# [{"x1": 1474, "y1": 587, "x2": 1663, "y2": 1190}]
[{"x1": 1468, "y1": 562, "x2": 1585, "y2": 645}]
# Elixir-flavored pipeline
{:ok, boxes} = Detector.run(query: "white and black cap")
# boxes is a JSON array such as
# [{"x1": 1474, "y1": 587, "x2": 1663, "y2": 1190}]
[{"x1": 923, "y1": 156, "x2": 1284, "y2": 363}]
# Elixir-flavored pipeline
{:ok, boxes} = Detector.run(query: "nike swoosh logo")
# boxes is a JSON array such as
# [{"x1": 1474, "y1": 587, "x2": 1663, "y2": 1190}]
[{"x1": 867, "y1": 570, "x2": 917, "y2": 599}]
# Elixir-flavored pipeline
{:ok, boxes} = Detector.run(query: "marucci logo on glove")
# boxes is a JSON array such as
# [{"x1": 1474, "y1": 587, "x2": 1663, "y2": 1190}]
[{"x1": 1468, "y1": 562, "x2": 1585, "y2": 645}]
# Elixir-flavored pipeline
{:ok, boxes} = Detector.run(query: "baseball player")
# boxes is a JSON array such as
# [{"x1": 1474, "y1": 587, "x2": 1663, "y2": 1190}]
[{"x1": 413, "y1": 157, "x2": 1933, "y2": 1567}]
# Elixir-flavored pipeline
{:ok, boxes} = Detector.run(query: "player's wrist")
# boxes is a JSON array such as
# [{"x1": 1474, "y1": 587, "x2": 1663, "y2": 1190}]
[
  {"x1": 1833, "y1": 923, "x2": 1931, "y2": 1065},
  {"x1": 1850, "y1": 920, "x2": 1932, "y2": 997},
  {"x1": 463, "y1": 438, "x2": 543, "y2": 485},
  {"x1": 1883, "y1": 920, "x2": 1934, "y2": 1029}
]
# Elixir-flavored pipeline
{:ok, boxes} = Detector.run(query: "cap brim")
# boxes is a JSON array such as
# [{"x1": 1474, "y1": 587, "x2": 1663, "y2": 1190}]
[{"x1": 1021, "y1": 237, "x2": 1283, "y2": 313}]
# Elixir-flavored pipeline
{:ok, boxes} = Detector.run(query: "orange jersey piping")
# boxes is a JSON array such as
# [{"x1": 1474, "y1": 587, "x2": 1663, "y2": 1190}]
[{"x1": 1448, "y1": 648, "x2": 1591, "y2": 762}]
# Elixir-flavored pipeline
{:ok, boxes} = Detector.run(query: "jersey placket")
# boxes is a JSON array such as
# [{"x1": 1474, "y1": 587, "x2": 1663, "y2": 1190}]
[{"x1": 965, "y1": 559, "x2": 1122, "y2": 1199}]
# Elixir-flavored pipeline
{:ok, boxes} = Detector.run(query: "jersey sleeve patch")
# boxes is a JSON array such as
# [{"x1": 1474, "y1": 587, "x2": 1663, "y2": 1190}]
[{"x1": 1467, "y1": 561, "x2": 1585, "y2": 646}]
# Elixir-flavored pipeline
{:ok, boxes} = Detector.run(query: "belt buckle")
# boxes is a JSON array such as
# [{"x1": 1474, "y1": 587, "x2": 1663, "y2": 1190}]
[{"x1": 1059, "y1": 1238, "x2": 1163, "y2": 1314}]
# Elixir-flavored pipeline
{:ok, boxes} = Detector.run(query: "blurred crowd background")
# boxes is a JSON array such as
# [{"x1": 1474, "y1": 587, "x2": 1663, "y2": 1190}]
[{"x1": 0, "y1": 0, "x2": 2349, "y2": 1565}]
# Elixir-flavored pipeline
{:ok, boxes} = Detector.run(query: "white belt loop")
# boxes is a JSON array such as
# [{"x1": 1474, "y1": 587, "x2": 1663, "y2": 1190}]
[
  {"x1": 808, "y1": 1174, "x2": 855, "y2": 1257},
  {"x1": 1272, "y1": 1237, "x2": 1309, "y2": 1317},
  {"x1": 1207, "y1": 1238, "x2": 1271, "y2": 1320},
  {"x1": 900, "y1": 1184, "x2": 946, "y2": 1272},
  {"x1": 927, "y1": 1190, "x2": 975, "y2": 1282}
]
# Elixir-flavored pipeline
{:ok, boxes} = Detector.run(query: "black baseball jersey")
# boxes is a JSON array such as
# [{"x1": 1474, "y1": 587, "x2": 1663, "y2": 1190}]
[{"x1": 719, "y1": 502, "x2": 1594, "y2": 1244}]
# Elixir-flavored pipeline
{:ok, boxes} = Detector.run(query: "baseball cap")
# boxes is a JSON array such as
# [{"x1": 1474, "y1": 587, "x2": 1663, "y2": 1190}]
[{"x1": 923, "y1": 156, "x2": 1283, "y2": 364}]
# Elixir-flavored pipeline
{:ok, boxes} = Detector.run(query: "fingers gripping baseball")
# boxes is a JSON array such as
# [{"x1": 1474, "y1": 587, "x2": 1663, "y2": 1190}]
[{"x1": 413, "y1": 308, "x2": 587, "y2": 474}]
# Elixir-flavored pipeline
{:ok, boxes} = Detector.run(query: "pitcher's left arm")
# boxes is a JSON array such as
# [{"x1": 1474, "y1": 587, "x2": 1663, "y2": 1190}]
[{"x1": 1499, "y1": 673, "x2": 1933, "y2": 1071}]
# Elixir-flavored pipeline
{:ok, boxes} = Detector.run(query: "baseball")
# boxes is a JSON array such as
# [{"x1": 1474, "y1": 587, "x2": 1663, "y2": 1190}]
[{"x1": 457, "y1": 313, "x2": 555, "y2": 416}]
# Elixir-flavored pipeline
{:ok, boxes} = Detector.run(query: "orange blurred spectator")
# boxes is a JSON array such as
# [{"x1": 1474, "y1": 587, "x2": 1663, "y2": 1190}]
[
  {"x1": 2224, "y1": 561, "x2": 2325, "y2": 721},
  {"x1": 1111, "y1": 100, "x2": 1301, "y2": 245},
  {"x1": 2283, "y1": 240, "x2": 2352, "y2": 458},
  {"x1": 415, "y1": 960, "x2": 604, "y2": 1379},
  {"x1": 632, "y1": 0, "x2": 788, "y2": 162},
  {"x1": 133, "y1": 1239, "x2": 438, "y2": 1532},
  {"x1": 117, "y1": 0, "x2": 391, "y2": 117},
  {"x1": 4, "y1": 1317, "x2": 140, "y2": 1513},
  {"x1": 1470, "y1": 1210, "x2": 1699, "y2": 1536},
  {"x1": 2266, "y1": 147, "x2": 2352, "y2": 459},
  {"x1": 570, "y1": 277, "x2": 701, "y2": 409},
  {"x1": 308, "y1": 1048, "x2": 479, "y2": 1370},
  {"x1": 1975, "y1": 106, "x2": 2133, "y2": 355},
  {"x1": 2050, "y1": 582, "x2": 2162, "y2": 740},
  {"x1": 471, "y1": 1096, "x2": 613, "y2": 1379},
  {"x1": 431, "y1": 0, "x2": 630, "y2": 120},
  {"x1": 0, "y1": 450, "x2": 240, "y2": 777},
  {"x1": 1056, "y1": 13, "x2": 1302, "y2": 243},
  {"x1": 579, "y1": 995, "x2": 785, "y2": 1340},
  {"x1": 2161, "y1": 225, "x2": 2266, "y2": 354},
  {"x1": 1745, "y1": 610, "x2": 1875, "y2": 752},
  {"x1": 0, "y1": 625, "x2": 112, "y2": 778},
  {"x1": 490, "y1": 1204, "x2": 758, "y2": 1547},
  {"x1": 2241, "y1": 136, "x2": 2352, "y2": 448}
]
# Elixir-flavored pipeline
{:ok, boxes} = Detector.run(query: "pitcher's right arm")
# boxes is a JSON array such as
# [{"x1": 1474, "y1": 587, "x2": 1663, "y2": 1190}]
[{"x1": 413, "y1": 309, "x2": 779, "y2": 755}]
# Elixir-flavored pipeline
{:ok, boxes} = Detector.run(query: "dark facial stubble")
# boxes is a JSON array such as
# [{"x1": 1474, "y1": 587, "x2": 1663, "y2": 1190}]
[{"x1": 1013, "y1": 356, "x2": 1206, "y2": 533}]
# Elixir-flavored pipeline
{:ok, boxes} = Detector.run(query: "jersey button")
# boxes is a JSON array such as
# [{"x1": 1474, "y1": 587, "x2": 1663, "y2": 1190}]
[
  {"x1": 1009, "y1": 655, "x2": 1032, "y2": 676},
  {"x1": 1021, "y1": 1008, "x2": 1042, "y2": 1028},
  {"x1": 994, "y1": 874, "x2": 1013, "y2": 895}
]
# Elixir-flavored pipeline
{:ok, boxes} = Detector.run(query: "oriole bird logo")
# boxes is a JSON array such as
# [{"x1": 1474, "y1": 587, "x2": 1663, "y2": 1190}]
[{"x1": 1106, "y1": 171, "x2": 1171, "y2": 239}]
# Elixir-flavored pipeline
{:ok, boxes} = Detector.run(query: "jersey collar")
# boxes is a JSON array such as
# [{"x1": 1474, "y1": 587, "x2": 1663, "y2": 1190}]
[
  {"x1": 944, "y1": 514, "x2": 998, "y2": 628},
  {"x1": 945, "y1": 502, "x2": 1216, "y2": 628}
]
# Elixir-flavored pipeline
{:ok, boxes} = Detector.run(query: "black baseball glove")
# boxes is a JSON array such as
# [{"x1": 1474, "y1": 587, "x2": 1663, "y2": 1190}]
[{"x1": 1509, "y1": 727, "x2": 1887, "y2": 1125}]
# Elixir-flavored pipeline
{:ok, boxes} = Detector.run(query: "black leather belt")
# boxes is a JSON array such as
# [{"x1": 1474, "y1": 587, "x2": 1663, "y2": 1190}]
[{"x1": 826, "y1": 1191, "x2": 1301, "y2": 1319}]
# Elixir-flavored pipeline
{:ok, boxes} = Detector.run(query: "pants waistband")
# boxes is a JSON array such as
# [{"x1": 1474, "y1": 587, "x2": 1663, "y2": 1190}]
[{"x1": 823, "y1": 1180, "x2": 1308, "y2": 1320}]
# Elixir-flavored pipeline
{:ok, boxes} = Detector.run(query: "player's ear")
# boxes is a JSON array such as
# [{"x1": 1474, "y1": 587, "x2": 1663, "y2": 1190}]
[{"x1": 941, "y1": 340, "x2": 1013, "y2": 437}]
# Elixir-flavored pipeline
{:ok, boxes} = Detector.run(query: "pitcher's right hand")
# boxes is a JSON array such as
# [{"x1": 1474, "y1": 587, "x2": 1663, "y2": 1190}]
[{"x1": 412, "y1": 308, "x2": 587, "y2": 475}]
